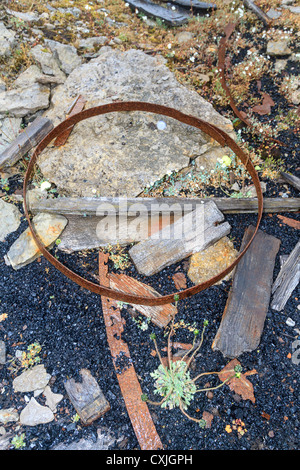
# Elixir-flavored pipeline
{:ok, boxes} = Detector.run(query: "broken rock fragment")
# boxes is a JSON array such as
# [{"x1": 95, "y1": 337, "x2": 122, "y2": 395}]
[
  {"x1": 13, "y1": 364, "x2": 51, "y2": 393},
  {"x1": 187, "y1": 236, "x2": 238, "y2": 285},
  {"x1": 0, "y1": 199, "x2": 22, "y2": 242},
  {"x1": 20, "y1": 397, "x2": 54, "y2": 426},
  {"x1": 5, "y1": 212, "x2": 68, "y2": 270}
]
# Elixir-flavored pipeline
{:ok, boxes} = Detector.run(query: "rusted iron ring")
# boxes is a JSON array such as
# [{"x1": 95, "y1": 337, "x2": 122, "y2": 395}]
[{"x1": 23, "y1": 101, "x2": 263, "y2": 306}]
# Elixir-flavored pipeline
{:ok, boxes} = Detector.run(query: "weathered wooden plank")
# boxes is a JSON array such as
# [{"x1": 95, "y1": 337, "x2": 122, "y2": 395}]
[
  {"x1": 280, "y1": 171, "x2": 300, "y2": 192},
  {"x1": 64, "y1": 369, "x2": 110, "y2": 425},
  {"x1": 242, "y1": 0, "x2": 272, "y2": 26},
  {"x1": 212, "y1": 225, "x2": 281, "y2": 358},
  {"x1": 108, "y1": 272, "x2": 177, "y2": 328},
  {"x1": 56, "y1": 213, "x2": 181, "y2": 252},
  {"x1": 0, "y1": 116, "x2": 53, "y2": 168},
  {"x1": 168, "y1": 0, "x2": 217, "y2": 12},
  {"x1": 271, "y1": 239, "x2": 300, "y2": 311},
  {"x1": 125, "y1": 0, "x2": 190, "y2": 25},
  {"x1": 129, "y1": 200, "x2": 231, "y2": 276},
  {"x1": 29, "y1": 195, "x2": 300, "y2": 216}
]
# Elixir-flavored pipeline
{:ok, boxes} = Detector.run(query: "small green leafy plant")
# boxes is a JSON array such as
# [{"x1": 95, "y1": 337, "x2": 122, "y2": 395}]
[
  {"x1": 11, "y1": 433, "x2": 26, "y2": 450},
  {"x1": 143, "y1": 317, "x2": 241, "y2": 425}
]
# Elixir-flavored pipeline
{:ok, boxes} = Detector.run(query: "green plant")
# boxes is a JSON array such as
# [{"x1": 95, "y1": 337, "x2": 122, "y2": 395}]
[
  {"x1": 11, "y1": 433, "x2": 26, "y2": 449},
  {"x1": 143, "y1": 318, "x2": 240, "y2": 425},
  {"x1": 20, "y1": 342, "x2": 42, "y2": 369},
  {"x1": 0, "y1": 178, "x2": 10, "y2": 192},
  {"x1": 104, "y1": 243, "x2": 131, "y2": 270}
]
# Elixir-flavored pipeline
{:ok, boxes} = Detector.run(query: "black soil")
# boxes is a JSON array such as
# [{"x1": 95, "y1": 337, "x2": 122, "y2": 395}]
[{"x1": 0, "y1": 3, "x2": 299, "y2": 453}]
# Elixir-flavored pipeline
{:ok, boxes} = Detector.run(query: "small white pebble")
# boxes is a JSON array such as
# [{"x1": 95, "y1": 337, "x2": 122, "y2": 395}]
[
  {"x1": 286, "y1": 318, "x2": 296, "y2": 327},
  {"x1": 157, "y1": 120, "x2": 167, "y2": 131}
]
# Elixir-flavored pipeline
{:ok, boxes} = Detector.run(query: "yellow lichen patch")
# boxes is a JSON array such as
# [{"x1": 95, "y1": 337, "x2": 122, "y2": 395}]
[{"x1": 187, "y1": 236, "x2": 238, "y2": 285}]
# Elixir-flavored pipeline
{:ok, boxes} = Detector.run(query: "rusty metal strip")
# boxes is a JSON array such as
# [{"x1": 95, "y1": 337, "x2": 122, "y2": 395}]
[
  {"x1": 98, "y1": 252, "x2": 164, "y2": 450},
  {"x1": 218, "y1": 23, "x2": 251, "y2": 128},
  {"x1": 23, "y1": 101, "x2": 264, "y2": 306},
  {"x1": 53, "y1": 95, "x2": 87, "y2": 147}
]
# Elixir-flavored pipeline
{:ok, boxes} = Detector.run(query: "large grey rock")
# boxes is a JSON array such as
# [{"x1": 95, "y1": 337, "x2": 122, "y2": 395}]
[
  {"x1": 20, "y1": 397, "x2": 54, "y2": 426},
  {"x1": 13, "y1": 364, "x2": 51, "y2": 393},
  {"x1": 0, "y1": 83, "x2": 50, "y2": 118},
  {"x1": 6, "y1": 9, "x2": 39, "y2": 22},
  {"x1": 0, "y1": 199, "x2": 22, "y2": 242},
  {"x1": 0, "y1": 22, "x2": 16, "y2": 57},
  {"x1": 30, "y1": 44, "x2": 66, "y2": 80},
  {"x1": 0, "y1": 117, "x2": 22, "y2": 154},
  {"x1": 44, "y1": 39, "x2": 82, "y2": 75},
  {"x1": 5, "y1": 212, "x2": 68, "y2": 270},
  {"x1": 13, "y1": 65, "x2": 44, "y2": 88},
  {"x1": 39, "y1": 48, "x2": 235, "y2": 198}
]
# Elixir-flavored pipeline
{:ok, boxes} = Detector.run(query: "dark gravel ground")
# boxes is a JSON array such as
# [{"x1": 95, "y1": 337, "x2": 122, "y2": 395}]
[
  {"x1": 0, "y1": 199, "x2": 299, "y2": 451},
  {"x1": 0, "y1": 4, "x2": 299, "y2": 453}
]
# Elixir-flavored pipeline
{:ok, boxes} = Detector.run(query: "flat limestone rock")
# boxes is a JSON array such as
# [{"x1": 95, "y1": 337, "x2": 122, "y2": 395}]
[
  {"x1": 0, "y1": 117, "x2": 22, "y2": 155},
  {"x1": 0, "y1": 199, "x2": 22, "y2": 242},
  {"x1": 39, "y1": 48, "x2": 235, "y2": 198},
  {"x1": 64, "y1": 369, "x2": 110, "y2": 425},
  {"x1": 187, "y1": 236, "x2": 238, "y2": 285},
  {"x1": 0, "y1": 21, "x2": 16, "y2": 57},
  {"x1": 5, "y1": 212, "x2": 68, "y2": 270},
  {"x1": 0, "y1": 83, "x2": 50, "y2": 118},
  {"x1": 13, "y1": 364, "x2": 51, "y2": 393},
  {"x1": 20, "y1": 397, "x2": 54, "y2": 426}
]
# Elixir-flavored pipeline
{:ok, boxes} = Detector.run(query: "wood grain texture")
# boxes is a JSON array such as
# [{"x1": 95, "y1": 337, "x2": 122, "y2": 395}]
[
  {"x1": 129, "y1": 200, "x2": 231, "y2": 276},
  {"x1": 0, "y1": 117, "x2": 53, "y2": 168},
  {"x1": 29, "y1": 195, "x2": 300, "y2": 216},
  {"x1": 212, "y1": 225, "x2": 281, "y2": 358},
  {"x1": 271, "y1": 239, "x2": 300, "y2": 311},
  {"x1": 108, "y1": 272, "x2": 177, "y2": 328}
]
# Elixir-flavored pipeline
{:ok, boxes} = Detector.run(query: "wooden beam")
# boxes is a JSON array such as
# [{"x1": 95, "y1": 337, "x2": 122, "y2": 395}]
[
  {"x1": 29, "y1": 195, "x2": 300, "y2": 216},
  {"x1": 129, "y1": 200, "x2": 231, "y2": 276},
  {"x1": 212, "y1": 225, "x2": 281, "y2": 358},
  {"x1": 280, "y1": 172, "x2": 300, "y2": 192},
  {"x1": 0, "y1": 117, "x2": 53, "y2": 168},
  {"x1": 271, "y1": 239, "x2": 300, "y2": 311}
]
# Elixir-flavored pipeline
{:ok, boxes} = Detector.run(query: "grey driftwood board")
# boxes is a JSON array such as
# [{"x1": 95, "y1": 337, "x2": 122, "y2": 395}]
[
  {"x1": 271, "y1": 239, "x2": 300, "y2": 311},
  {"x1": 29, "y1": 195, "x2": 300, "y2": 216},
  {"x1": 212, "y1": 225, "x2": 281, "y2": 358},
  {"x1": 0, "y1": 116, "x2": 53, "y2": 168},
  {"x1": 128, "y1": 199, "x2": 231, "y2": 276}
]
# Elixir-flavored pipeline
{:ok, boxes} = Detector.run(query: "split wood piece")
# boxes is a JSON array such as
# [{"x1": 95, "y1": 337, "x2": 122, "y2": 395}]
[
  {"x1": 168, "y1": 0, "x2": 217, "y2": 12},
  {"x1": 124, "y1": 0, "x2": 190, "y2": 26},
  {"x1": 242, "y1": 0, "x2": 272, "y2": 26},
  {"x1": 212, "y1": 225, "x2": 281, "y2": 358},
  {"x1": 280, "y1": 172, "x2": 300, "y2": 192},
  {"x1": 53, "y1": 95, "x2": 86, "y2": 147},
  {"x1": 129, "y1": 200, "x2": 231, "y2": 276},
  {"x1": 98, "y1": 252, "x2": 163, "y2": 450},
  {"x1": 64, "y1": 369, "x2": 110, "y2": 425},
  {"x1": 271, "y1": 239, "x2": 300, "y2": 312},
  {"x1": 108, "y1": 272, "x2": 177, "y2": 328},
  {"x1": 0, "y1": 116, "x2": 53, "y2": 169},
  {"x1": 29, "y1": 196, "x2": 300, "y2": 217}
]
